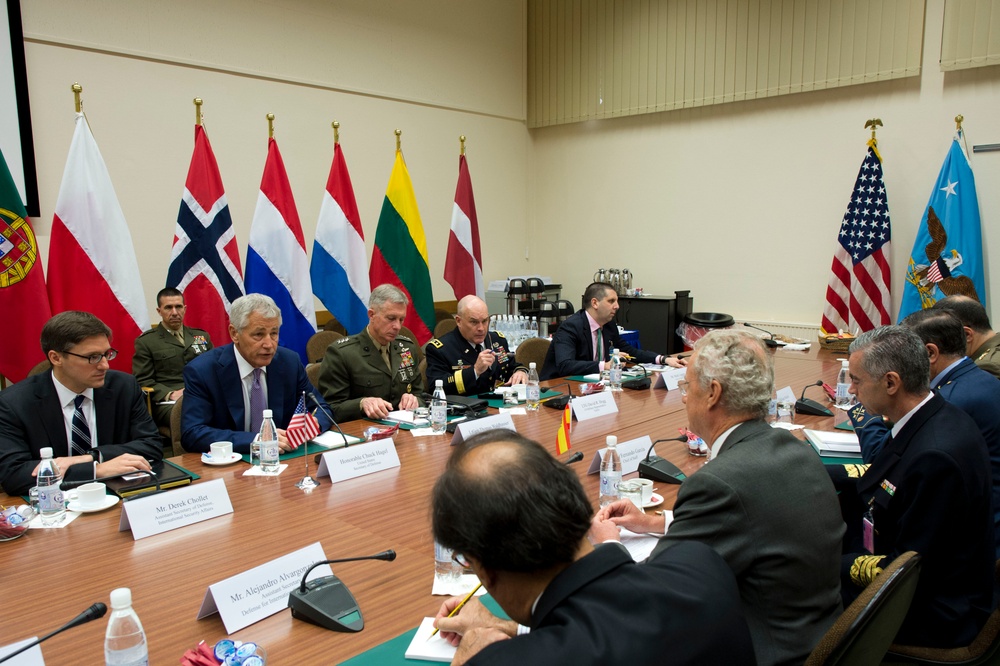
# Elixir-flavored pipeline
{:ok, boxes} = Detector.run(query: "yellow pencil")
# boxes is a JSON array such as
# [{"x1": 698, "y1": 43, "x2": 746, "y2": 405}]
[{"x1": 428, "y1": 583, "x2": 482, "y2": 639}]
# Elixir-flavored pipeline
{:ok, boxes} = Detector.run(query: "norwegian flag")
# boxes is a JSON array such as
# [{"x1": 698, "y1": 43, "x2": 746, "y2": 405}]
[{"x1": 286, "y1": 394, "x2": 321, "y2": 449}]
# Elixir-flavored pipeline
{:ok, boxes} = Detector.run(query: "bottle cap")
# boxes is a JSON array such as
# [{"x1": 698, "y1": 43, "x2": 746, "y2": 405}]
[
  {"x1": 529, "y1": 362, "x2": 536, "y2": 368},
  {"x1": 841, "y1": 359, "x2": 849, "y2": 368},
  {"x1": 40, "y1": 447, "x2": 53, "y2": 459},
  {"x1": 262, "y1": 409, "x2": 273, "y2": 418},
  {"x1": 436, "y1": 379, "x2": 443, "y2": 387},
  {"x1": 110, "y1": 587, "x2": 132, "y2": 609},
  {"x1": 606, "y1": 435, "x2": 617, "y2": 446}
]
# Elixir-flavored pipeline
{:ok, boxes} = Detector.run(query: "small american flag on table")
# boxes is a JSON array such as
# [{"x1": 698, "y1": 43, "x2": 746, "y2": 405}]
[{"x1": 287, "y1": 394, "x2": 321, "y2": 449}]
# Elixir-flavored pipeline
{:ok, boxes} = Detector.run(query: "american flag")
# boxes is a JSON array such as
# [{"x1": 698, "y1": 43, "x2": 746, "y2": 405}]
[
  {"x1": 286, "y1": 394, "x2": 321, "y2": 449},
  {"x1": 821, "y1": 141, "x2": 892, "y2": 335}
]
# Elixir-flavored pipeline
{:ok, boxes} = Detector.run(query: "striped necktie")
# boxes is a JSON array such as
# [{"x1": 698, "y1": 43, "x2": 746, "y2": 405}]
[
  {"x1": 71, "y1": 394, "x2": 92, "y2": 456},
  {"x1": 595, "y1": 328, "x2": 603, "y2": 362}
]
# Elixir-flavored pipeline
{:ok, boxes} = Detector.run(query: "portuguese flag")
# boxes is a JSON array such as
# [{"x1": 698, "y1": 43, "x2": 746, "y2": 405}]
[{"x1": 370, "y1": 150, "x2": 435, "y2": 345}]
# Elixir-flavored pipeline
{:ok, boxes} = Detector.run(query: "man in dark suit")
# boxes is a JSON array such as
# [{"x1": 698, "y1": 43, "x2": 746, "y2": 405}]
[
  {"x1": 425, "y1": 295, "x2": 527, "y2": 395},
  {"x1": 431, "y1": 430, "x2": 754, "y2": 665},
  {"x1": 181, "y1": 293, "x2": 332, "y2": 454},
  {"x1": 593, "y1": 330, "x2": 844, "y2": 666},
  {"x1": 0, "y1": 311, "x2": 162, "y2": 496},
  {"x1": 132, "y1": 287, "x2": 212, "y2": 428},
  {"x1": 839, "y1": 325, "x2": 994, "y2": 648},
  {"x1": 540, "y1": 281, "x2": 683, "y2": 380},
  {"x1": 849, "y1": 309, "x2": 1000, "y2": 557}
]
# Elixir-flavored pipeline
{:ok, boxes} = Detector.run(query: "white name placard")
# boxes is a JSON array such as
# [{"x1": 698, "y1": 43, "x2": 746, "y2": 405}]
[
  {"x1": 570, "y1": 392, "x2": 619, "y2": 421},
  {"x1": 197, "y1": 541, "x2": 332, "y2": 634},
  {"x1": 587, "y1": 435, "x2": 652, "y2": 476},
  {"x1": 119, "y1": 478, "x2": 233, "y2": 540},
  {"x1": 450, "y1": 413, "x2": 517, "y2": 445},
  {"x1": 0, "y1": 637, "x2": 44, "y2": 665},
  {"x1": 316, "y1": 438, "x2": 401, "y2": 482},
  {"x1": 653, "y1": 367, "x2": 687, "y2": 390}
]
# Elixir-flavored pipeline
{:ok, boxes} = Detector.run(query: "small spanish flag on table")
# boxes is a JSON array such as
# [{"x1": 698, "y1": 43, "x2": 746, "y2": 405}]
[{"x1": 555, "y1": 402, "x2": 571, "y2": 455}]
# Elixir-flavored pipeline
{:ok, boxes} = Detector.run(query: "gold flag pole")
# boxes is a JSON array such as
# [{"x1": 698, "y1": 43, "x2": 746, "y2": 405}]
[
  {"x1": 395, "y1": 128, "x2": 401, "y2": 152},
  {"x1": 460, "y1": 135, "x2": 466, "y2": 156},
  {"x1": 194, "y1": 98, "x2": 203, "y2": 126},
  {"x1": 267, "y1": 113, "x2": 275, "y2": 139},
  {"x1": 333, "y1": 121, "x2": 340, "y2": 146},
  {"x1": 955, "y1": 114, "x2": 964, "y2": 131},
  {"x1": 72, "y1": 83, "x2": 82, "y2": 113}
]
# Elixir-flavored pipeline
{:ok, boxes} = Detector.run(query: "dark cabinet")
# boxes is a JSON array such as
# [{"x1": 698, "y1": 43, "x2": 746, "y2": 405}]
[{"x1": 615, "y1": 290, "x2": 693, "y2": 355}]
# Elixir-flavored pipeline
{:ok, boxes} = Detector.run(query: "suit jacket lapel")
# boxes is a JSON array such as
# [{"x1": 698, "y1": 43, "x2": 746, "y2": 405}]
[
  {"x1": 36, "y1": 373, "x2": 70, "y2": 456},
  {"x1": 266, "y1": 355, "x2": 284, "y2": 423},
  {"x1": 218, "y1": 347, "x2": 246, "y2": 429},
  {"x1": 93, "y1": 381, "x2": 115, "y2": 447},
  {"x1": 360, "y1": 330, "x2": 392, "y2": 378},
  {"x1": 857, "y1": 395, "x2": 942, "y2": 495}
]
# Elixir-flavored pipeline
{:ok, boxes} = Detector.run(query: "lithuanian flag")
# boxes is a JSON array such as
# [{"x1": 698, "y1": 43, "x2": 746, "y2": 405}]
[{"x1": 370, "y1": 150, "x2": 435, "y2": 345}]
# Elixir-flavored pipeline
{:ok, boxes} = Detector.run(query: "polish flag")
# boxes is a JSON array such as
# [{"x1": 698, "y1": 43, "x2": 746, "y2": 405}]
[
  {"x1": 443, "y1": 154, "x2": 484, "y2": 300},
  {"x1": 245, "y1": 137, "x2": 316, "y2": 364},
  {"x1": 47, "y1": 113, "x2": 149, "y2": 371}
]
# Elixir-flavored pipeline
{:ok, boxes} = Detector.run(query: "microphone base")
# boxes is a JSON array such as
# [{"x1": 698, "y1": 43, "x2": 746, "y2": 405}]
[
  {"x1": 764, "y1": 339, "x2": 781, "y2": 348},
  {"x1": 543, "y1": 395, "x2": 571, "y2": 410},
  {"x1": 621, "y1": 377, "x2": 651, "y2": 390},
  {"x1": 288, "y1": 575, "x2": 365, "y2": 633},
  {"x1": 638, "y1": 457, "x2": 686, "y2": 484},
  {"x1": 794, "y1": 398, "x2": 833, "y2": 417}
]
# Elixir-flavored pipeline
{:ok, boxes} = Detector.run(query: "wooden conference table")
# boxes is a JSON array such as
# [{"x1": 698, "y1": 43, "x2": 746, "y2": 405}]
[{"x1": 0, "y1": 344, "x2": 848, "y2": 664}]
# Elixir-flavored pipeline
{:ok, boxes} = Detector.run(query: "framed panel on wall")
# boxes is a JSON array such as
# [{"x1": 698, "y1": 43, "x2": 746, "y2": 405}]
[{"x1": 1, "y1": 0, "x2": 39, "y2": 217}]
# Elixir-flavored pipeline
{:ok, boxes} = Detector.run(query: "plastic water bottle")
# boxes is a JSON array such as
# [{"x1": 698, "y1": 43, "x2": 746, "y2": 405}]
[
  {"x1": 104, "y1": 587, "x2": 148, "y2": 666},
  {"x1": 609, "y1": 348, "x2": 623, "y2": 392},
  {"x1": 259, "y1": 409, "x2": 280, "y2": 473},
  {"x1": 528, "y1": 316, "x2": 539, "y2": 338},
  {"x1": 36, "y1": 447, "x2": 65, "y2": 526},
  {"x1": 767, "y1": 394, "x2": 778, "y2": 423},
  {"x1": 526, "y1": 362, "x2": 541, "y2": 411},
  {"x1": 599, "y1": 436, "x2": 622, "y2": 507},
  {"x1": 434, "y1": 539, "x2": 462, "y2": 587},
  {"x1": 431, "y1": 380, "x2": 448, "y2": 433},
  {"x1": 835, "y1": 359, "x2": 853, "y2": 408}
]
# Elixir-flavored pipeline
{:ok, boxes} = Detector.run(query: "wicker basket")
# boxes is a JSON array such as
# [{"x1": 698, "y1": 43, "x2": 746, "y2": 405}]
[{"x1": 818, "y1": 333, "x2": 855, "y2": 353}]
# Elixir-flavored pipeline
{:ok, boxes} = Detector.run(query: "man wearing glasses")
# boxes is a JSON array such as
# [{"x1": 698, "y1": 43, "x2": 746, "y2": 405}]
[
  {"x1": 425, "y1": 295, "x2": 527, "y2": 396},
  {"x1": 0, "y1": 311, "x2": 162, "y2": 496}
]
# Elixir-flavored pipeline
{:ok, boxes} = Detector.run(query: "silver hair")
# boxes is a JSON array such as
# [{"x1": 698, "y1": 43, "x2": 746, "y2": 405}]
[
  {"x1": 369, "y1": 284, "x2": 408, "y2": 311},
  {"x1": 692, "y1": 330, "x2": 773, "y2": 420},
  {"x1": 229, "y1": 293, "x2": 282, "y2": 331},
  {"x1": 849, "y1": 325, "x2": 929, "y2": 394}
]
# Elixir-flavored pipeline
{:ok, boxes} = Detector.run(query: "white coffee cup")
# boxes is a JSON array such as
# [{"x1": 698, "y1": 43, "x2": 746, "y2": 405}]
[
  {"x1": 210, "y1": 441, "x2": 233, "y2": 459},
  {"x1": 634, "y1": 478, "x2": 654, "y2": 505},
  {"x1": 77, "y1": 482, "x2": 107, "y2": 509}
]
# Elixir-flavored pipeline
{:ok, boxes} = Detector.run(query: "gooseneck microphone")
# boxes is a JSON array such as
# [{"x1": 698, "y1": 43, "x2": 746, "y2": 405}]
[
  {"x1": 307, "y1": 391, "x2": 350, "y2": 447},
  {"x1": 795, "y1": 380, "x2": 833, "y2": 417},
  {"x1": 288, "y1": 550, "x2": 397, "y2": 633},
  {"x1": 743, "y1": 322, "x2": 780, "y2": 347},
  {"x1": 637, "y1": 435, "x2": 689, "y2": 485},
  {"x1": 542, "y1": 382, "x2": 573, "y2": 410},
  {"x1": 0, "y1": 602, "x2": 107, "y2": 664},
  {"x1": 563, "y1": 451, "x2": 584, "y2": 465}
]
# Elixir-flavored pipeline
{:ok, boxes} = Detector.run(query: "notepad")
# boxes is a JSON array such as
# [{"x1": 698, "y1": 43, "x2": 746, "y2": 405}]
[{"x1": 404, "y1": 617, "x2": 456, "y2": 662}]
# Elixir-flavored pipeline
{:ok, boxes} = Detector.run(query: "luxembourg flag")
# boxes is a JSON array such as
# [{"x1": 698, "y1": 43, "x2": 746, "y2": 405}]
[
  {"x1": 47, "y1": 112, "x2": 149, "y2": 371},
  {"x1": 245, "y1": 137, "x2": 316, "y2": 364},
  {"x1": 166, "y1": 124, "x2": 244, "y2": 346},
  {"x1": 310, "y1": 140, "x2": 370, "y2": 334},
  {"x1": 443, "y1": 153, "x2": 484, "y2": 300}
]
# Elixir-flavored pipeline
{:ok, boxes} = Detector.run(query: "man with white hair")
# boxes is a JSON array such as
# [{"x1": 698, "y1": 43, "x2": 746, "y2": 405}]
[
  {"x1": 592, "y1": 330, "x2": 844, "y2": 666},
  {"x1": 181, "y1": 293, "x2": 332, "y2": 453}
]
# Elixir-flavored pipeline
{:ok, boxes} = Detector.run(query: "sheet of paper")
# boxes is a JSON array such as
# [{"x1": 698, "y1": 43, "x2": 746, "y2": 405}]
[
  {"x1": 405, "y1": 617, "x2": 456, "y2": 663},
  {"x1": 770, "y1": 422, "x2": 805, "y2": 431},
  {"x1": 27, "y1": 510, "x2": 82, "y2": 529},
  {"x1": 619, "y1": 528, "x2": 661, "y2": 561},
  {"x1": 499, "y1": 407, "x2": 527, "y2": 415},
  {"x1": 0, "y1": 637, "x2": 43, "y2": 665},
  {"x1": 242, "y1": 464, "x2": 289, "y2": 476},
  {"x1": 312, "y1": 431, "x2": 359, "y2": 448},
  {"x1": 432, "y1": 573, "x2": 486, "y2": 597}
]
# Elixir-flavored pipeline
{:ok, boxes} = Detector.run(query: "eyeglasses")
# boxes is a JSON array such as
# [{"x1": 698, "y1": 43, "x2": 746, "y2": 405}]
[
  {"x1": 63, "y1": 348, "x2": 118, "y2": 364},
  {"x1": 677, "y1": 379, "x2": 689, "y2": 397},
  {"x1": 451, "y1": 551, "x2": 471, "y2": 568}
]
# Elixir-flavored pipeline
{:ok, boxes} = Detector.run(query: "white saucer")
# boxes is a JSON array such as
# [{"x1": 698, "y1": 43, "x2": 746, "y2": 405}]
[
  {"x1": 201, "y1": 452, "x2": 242, "y2": 466},
  {"x1": 68, "y1": 495, "x2": 120, "y2": 513},
  {"x1": 643, "y1": 492, "x2": 664, "y2": 509}
]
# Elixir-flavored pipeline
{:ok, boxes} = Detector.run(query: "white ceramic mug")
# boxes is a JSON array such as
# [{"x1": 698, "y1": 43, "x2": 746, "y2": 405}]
[
  {"x1": 77, "y1": 482, "x2": 107, "y2": 509},
  {"x1": 210, "y1": 441, "x2": 233, "y2": 459},
  {"x1": 634, "y1": 478, "x2": 654, "y2": 505}
]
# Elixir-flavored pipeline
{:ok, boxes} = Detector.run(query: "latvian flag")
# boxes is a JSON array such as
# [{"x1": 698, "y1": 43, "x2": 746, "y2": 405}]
[
  {"x1": 166, "y1": 124, "x2": 244, "y2": 346},
  {"x1": 47, "y1": 112, "x2": 149, "y2": 371},
  {"x1": 310, "y1": 139, "x2": 370, "y2": 334},
  {"x1": 444, "y1": 153, "x2": 484, "y2": 300},
  {"x1": 246, "y1": 137, "x2": 317, "y2": 364}
]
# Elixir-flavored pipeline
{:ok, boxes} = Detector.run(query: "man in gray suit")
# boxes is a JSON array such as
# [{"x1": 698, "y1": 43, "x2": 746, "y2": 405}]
[{"x1": 592, "y1": 330, "x2": 844, "y2": 666}]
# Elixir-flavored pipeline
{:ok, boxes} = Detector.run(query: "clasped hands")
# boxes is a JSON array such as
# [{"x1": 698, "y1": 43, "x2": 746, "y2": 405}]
[{"x1": 359, "y1": 393, "x2": 420, "y2": 419}]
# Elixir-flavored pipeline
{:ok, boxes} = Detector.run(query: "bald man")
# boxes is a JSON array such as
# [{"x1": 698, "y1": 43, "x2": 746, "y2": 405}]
[{"x1": 425, "y1": 296, "x2": 527, "y2": 396}]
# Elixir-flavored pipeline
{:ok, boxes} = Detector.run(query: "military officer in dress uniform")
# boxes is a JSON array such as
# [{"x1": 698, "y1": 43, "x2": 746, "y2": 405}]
[
  {"x1": 425, "y1": 295, "x2": 527, "y2": 396},
  {"x1": 318, "y1": 284, "x2": 425, "y2": 422},
  {"x1": 933, "y1": 295, "x2": 1000, "y2": 379},
  {"x1": 133, "y1": 287, "x2": 212, "y2": 427}
]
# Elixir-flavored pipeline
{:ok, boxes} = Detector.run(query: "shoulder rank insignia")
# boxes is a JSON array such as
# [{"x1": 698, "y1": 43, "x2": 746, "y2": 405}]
[{"x1": 430, "y1": 338, "x2": 444, "y2": 348}]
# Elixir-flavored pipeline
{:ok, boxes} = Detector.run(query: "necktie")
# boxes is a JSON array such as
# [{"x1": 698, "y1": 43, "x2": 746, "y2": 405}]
[
  {"x1": 595, "y1": 328, "x2": 603, "y2": 362},
  {"x1": 381, "y1": 345, "x2": 392, "y2": 372},
  {"x1": 249, "y1": 369, "x2": 265, "y2": 433},
  {"x1": 174, "y1": 329, "x2": 185, "y2": 345},
  {"x1": 71, "y1": 395, "x2": 92, "y2": 456}
]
